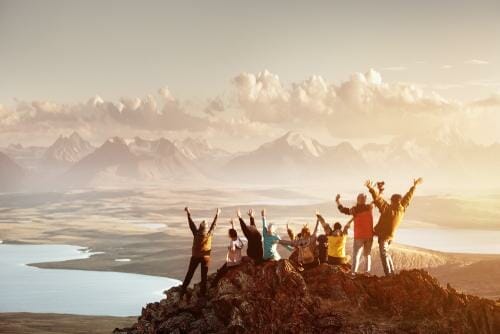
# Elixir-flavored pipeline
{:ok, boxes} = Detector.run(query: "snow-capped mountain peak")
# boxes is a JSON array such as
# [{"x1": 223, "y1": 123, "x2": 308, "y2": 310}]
[
  {"x1": 279, "y1": 131, "x2": 324, "y2": 157},
  {"x1": 43, "y1": 132, "x2": 94, "y2": 164},
  {"x1": 174, "y1": 137, "x2": 228, "y2": 161}
]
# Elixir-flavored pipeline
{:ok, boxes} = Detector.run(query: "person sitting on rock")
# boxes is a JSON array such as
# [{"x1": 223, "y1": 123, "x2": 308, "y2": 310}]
[
  {"x1": 261, "y1": 209, "x2": 292, "y2": 261},
  {"x1": 365, "y1": 178, "x2": 423, "y2": 276},
  {"x1": 211, "y1": 218, "x2": 247, "y2": 287},
  {"x1": 279, "y1": 220, "x2": 320, "y2": 270},
  {"x1": 336, "y1": 193, "x2": 374, "y2": 276},
  {"x1": 237, "y1": 208, "x2": 263, "y2": 263},
  {"x1": 180, "y1": 207, "x2": 220, "y2": 298},
  {"x1": 316, "y1": 212, "x2": 351, "y2": 265}
]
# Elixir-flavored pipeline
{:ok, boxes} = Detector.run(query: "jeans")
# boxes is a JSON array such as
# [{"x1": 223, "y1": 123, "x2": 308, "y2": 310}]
[
  {"x1": 378, "y1": 238, "x2": 395, "y2": 276},
  {"x1": 352, "y1": 238, "x2": 373, "y2": 273},
  {"x1": 181, "y1": 256, "x2": 210, "y2": 296}
]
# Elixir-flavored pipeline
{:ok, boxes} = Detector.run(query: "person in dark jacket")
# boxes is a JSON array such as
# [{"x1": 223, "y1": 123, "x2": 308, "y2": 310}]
[
  {"x1": 365, "y1": 178, "x2": 423, "y2": 276},
  {"x1": 180, "y1": 207, "x2": 220, "y2": 298},
  {"x1": 237, "y1": 208, "x2": 264, "y2": 263}
]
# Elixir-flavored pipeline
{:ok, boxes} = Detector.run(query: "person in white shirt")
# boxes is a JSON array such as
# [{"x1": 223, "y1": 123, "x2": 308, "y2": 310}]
[{"x1": 211, "y1": 218, "x2": 248, "y2": 287}]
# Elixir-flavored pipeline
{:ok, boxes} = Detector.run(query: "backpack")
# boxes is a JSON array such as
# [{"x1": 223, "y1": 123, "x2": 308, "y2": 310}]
[
  {"x1": 317, "y1": 234, "x2": 328, "y2": 263},
  {"x1": 298, "y1": 239, "x2": 315, "y2": 264}
]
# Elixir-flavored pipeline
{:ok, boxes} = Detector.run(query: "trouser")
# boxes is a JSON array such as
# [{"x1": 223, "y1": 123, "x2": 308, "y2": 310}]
[
  {"x1": 212, "y1": 263, "x2": 238, "y2": 287},
  {"x1": 181, "y1": 255, "x2": 210, "y2": 296},
  {"x1": 352, "y1": 238, "x2": 373, "y2": 273},
  {"x1": 378, "y1": 238, "x2": 395, "y2": 276}
]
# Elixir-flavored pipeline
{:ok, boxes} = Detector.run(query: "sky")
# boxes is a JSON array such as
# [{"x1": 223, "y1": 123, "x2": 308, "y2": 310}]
[{"x1": 0, "y1": 0, "x2": 499, "y2": 150}]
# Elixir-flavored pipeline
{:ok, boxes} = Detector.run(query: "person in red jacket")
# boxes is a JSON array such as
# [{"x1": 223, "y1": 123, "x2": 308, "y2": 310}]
[{"x1": 336, "y1": 193, "x2": 374, "y2": 275}]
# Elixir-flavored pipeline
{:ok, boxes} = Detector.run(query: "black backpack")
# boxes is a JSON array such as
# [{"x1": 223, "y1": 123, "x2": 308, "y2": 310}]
[{"x1": 317, "y1": 234, "x2": 328, "y2": 263}]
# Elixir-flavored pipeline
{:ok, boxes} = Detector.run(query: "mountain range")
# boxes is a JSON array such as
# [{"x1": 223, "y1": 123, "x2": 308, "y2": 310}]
[{"x1": 1, "y1": 130, "x2": 500, "y2": 191}]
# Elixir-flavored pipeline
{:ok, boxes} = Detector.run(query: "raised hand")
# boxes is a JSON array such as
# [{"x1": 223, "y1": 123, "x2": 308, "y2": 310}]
[
  {"x1": 376, "y1": 181, "x2": 385, "y2": 193},
  {"x1": 413, "y1": 177, "x2": 423, "y2": 186},
  {"x1": 236, "y1": 209, "x2": 242, "y2": 218},
  {"x1": 216, "y1": 208, "x2": 222, "y2": 216},
  {"x1": 365, "y1": 180, "x2": 375, "y2": 189},
  {"x1": 230, "y1": 218, "x2": 235, "y2": 228},
  {"x1": 261, "y1": 209, "x2": 266, "y2": 217},
  {"x1": 247, "y1": 208, "x2": 253, "y2": 217},
  {"x1": 315, "y1": 209, "x2": 321, "y2": 217},
  {"x1": 184, "y1": 207, "x2": 190, "y2": 214},
  {"x1": 335, "y1": 194, "x2": 341, "y2": 204}
]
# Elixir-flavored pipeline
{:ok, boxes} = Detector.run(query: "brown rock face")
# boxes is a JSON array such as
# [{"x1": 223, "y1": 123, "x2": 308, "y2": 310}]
[{"x1": 115, "y1": 259, "x2": 500, "y2": 334}]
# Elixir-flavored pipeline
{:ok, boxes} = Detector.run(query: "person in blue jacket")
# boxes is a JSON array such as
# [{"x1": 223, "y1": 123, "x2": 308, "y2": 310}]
[{"x1": 261, "y1": 209, "x2": 292, "y2": 260}]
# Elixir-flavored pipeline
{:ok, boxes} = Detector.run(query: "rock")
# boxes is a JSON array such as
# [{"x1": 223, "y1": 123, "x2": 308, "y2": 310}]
[{"x1": 117, "y1": 259, "x2": 500, "y2": 333}]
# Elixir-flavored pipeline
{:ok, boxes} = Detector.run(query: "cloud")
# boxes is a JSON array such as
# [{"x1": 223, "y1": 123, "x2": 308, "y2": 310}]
[
  {"x1": 1, "y1": 69, "x2": 498, "y2": 148},
  {"x1": 464, "y1": 59, "x2": 489, "y2": 65},
  {"x1": 203, "y1": 96, "x2": 225, "y2": 116},
  {"x1": 468, "y1": 93, "x2": 500, "y2": 108},
  {"x1": 0, "y1": 90, "x2": 210, "y2": 144},
  {"x1": 441, "y1": 65, "x2": 453, "y2": 70},
  {"x1": 231, "y1": 69, "x2": 460, "y2": 138},
  {"x1": 232, "y1": 70, "x2": 290, "y2": 122}
]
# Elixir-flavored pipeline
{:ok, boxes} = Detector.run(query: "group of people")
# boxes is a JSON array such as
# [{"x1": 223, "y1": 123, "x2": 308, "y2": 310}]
[{"x1": 180, "y1": 178, "x2": 423, "y2": 298}]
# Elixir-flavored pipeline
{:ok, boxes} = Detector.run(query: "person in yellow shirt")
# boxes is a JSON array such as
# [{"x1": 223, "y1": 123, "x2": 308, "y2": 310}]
[{"x1": 316, "y1": 212, "x2": 351, "y2": 265}]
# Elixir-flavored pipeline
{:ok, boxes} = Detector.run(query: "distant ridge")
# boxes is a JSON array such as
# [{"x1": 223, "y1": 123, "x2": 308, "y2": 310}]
[{"x1": 0, "y1": 151, "x2": 25, "y2": 191}]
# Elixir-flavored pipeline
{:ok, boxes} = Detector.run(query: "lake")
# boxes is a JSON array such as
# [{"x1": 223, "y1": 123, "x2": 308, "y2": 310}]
[
  {"x1": 0, "y1": 244, "x2": 180, "y2": 316},
  {"x1": 396, "y1": 227, "x2": 500, "y2": 254}
]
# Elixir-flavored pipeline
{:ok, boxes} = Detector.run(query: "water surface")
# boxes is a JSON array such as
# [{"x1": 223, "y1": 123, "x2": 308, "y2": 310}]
[
  {"x1": 0, "y1": 244, "x2": 180, "y2": 316},
  {"x1": 396, "y1": 227, "x2": 500, "y2": 254}
]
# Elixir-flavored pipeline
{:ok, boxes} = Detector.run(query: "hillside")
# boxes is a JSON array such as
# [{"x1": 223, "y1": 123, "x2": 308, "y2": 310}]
[
  {"x1": 115, "y1": 260, "x2": 500, "y2": 334},
  {"x1": 0, "y1": 151, "x2": 25, "y2": 191}
]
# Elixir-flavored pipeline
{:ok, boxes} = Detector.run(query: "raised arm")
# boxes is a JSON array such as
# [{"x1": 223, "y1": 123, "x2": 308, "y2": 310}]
[
  {"x1": 237, "y1": 209, "x2": 250, "y2": 235},
  {"x1": 261, "y1": 209, "x2": 267, "y2": 235},
  {"x1": 336, "y1": 194, "x2": 352, "y2": 215},
  {"x1": 401, "y1": 178, "x2": 422, "y2": 209},
  {"x1": 208, "y1": 208, "x2": 221, "y2": 235},
  {"x1": 316, "y1": 212, "x2": 332, "y2": 235},
  {"x1": 185, "y1": 207, "x2": 197, "y2": 235},
  {"x1": 248, "y1": 208, "x2": 256, "y2": 227},
  {"x1": 278, "y1": 239, "x2": 295, "y2": 251},
  {"x1": 343, "y1": 218, "x2": 353, "y2": 235},
  {"x1": 336, "y1": 194, "x2": 350, "y2": 215},
  {"x1": 286, "y1": 223, "x2": 295, "y2": 240},
  {"x1": 312, "y1": 218, "x2": 320, "y2": 236},
  {"x1": 365, "y1": 180, "x2": 389, "y2": 212}
]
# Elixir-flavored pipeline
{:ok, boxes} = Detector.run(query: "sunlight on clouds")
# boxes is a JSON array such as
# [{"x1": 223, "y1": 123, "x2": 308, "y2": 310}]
[{"x1": 0, "y1": 69, "x2": 499, "y2": 147}]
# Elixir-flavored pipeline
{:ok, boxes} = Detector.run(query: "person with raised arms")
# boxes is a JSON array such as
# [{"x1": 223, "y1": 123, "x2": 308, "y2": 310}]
[
  {"x1": 180, "y1": 207, "x2": 220, "y2": 298},
  {"x1": 261, "y1": 209, "x2": 292, "y2": 261},
  {"x1": 336, "y1": 192, "x2": 374, "y2": 276},
  {"x1": 237, "y1": 208, "x2": 263, "y2": 263},
  {"x1": 211, "y1": 218, "x2": 247, "y2": 287},
  {"x1": 365, "y1": 178, "x2": 423, "y2": 276},
  {"x1": 316, "y1": 211, "x2": 351, "y2": 265}
]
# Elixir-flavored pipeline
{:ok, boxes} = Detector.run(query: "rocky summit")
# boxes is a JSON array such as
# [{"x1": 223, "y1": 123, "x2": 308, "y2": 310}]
[{"x1": 115, "y1": 260, "x2": 500, "y2": 334}]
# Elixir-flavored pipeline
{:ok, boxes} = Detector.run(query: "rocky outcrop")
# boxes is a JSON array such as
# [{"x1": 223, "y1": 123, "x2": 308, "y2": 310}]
[{"x1": 115, "y1": 260, "x2": 500, "y2": 334}]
